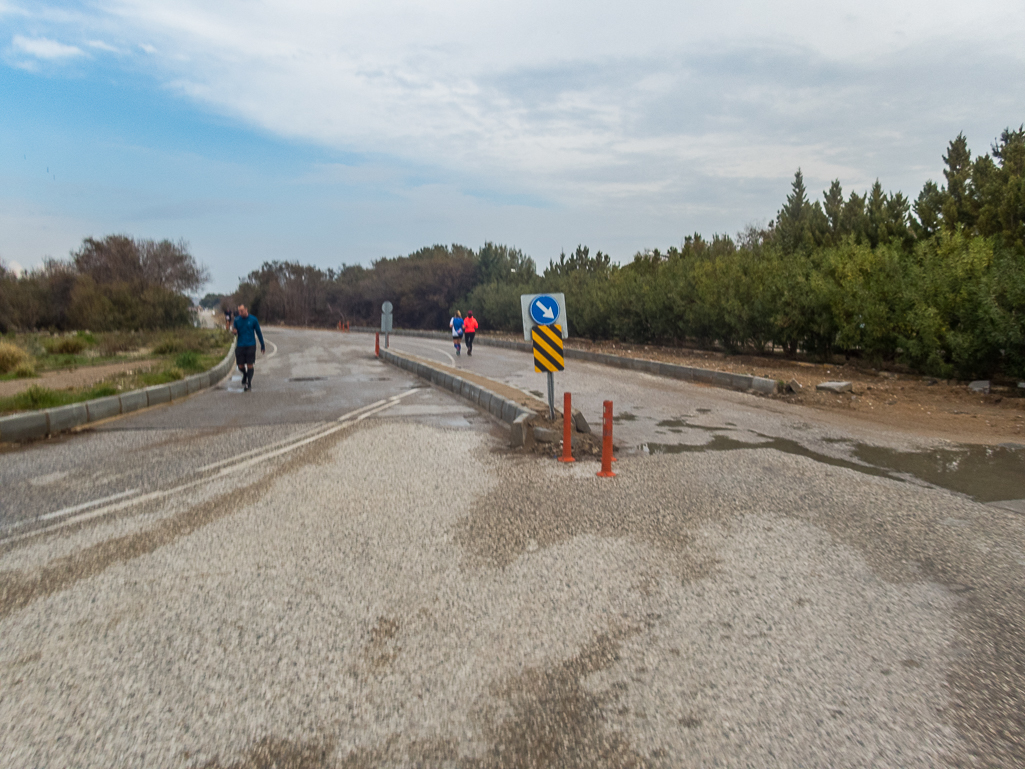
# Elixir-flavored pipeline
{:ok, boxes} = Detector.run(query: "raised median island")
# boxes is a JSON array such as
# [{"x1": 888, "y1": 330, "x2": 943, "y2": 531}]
[{"x1": 0, "y1": 330, "x2": 236, "y2": 443}]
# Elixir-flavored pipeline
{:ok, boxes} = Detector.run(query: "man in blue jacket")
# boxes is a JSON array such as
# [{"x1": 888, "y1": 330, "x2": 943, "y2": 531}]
[{"x1": 231, "y1": 304, "x2": 265, "y2": 392}]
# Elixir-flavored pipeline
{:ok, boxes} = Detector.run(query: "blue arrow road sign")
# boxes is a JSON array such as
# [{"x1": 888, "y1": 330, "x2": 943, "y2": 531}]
[{"x1": 530, "y1": 294, "x2": 560, "y2": 325}]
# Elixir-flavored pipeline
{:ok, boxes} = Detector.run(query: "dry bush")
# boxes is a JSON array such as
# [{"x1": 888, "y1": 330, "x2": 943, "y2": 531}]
[
  {"x1": 97, "y1": 332, "x2": 143, "y2": 356},
  {"x1": 42, "y1": 335, "x2": 88, "y2": 355},
  {"x1": 13, "y1": 362, "x2": 36, "y2": 378},
  {"x1": 0, "y1": 340, "x2": 30, "y2": 374}
]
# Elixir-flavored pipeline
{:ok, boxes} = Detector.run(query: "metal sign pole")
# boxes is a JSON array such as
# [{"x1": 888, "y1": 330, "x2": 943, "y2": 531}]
[{"x1": 546, "y1": 371, "x2": 555, "y2": 420}]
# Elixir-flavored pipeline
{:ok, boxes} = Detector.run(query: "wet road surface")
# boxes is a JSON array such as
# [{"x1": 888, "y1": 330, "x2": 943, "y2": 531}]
[{"x1": 2, "y1": 328, "x2": 1024, "y2": 768}]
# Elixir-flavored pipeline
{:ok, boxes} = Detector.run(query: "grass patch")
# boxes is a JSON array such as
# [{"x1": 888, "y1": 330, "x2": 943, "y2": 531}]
[
  {"x1": 0, "y1": 328, "x2": 232, "y2": 415},
  {"x1": 0, "y1": 383, "x2": 118, "y2": 414},
  {"x1": 140, "y1": 367, "x2": 184, "y2": 386},
  {"x1": 175, "y1": 350, "x2": 201, "y2": 372}
]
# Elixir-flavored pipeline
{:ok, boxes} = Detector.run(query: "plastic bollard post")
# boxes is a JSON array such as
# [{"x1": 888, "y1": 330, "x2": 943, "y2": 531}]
[
  {"x1": 375, "y1": 332, "x2": 380, "y2": 357},
  {"x1": 597, "y1": 400, "x2": 616, "y2": 477},
  {"x1": 558, "y1": 392, "x2": 575, "y2": 463}
]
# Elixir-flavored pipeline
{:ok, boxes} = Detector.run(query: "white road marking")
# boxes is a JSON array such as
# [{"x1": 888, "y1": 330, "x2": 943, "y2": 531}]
[
  {"x1": 392, "y1": 341, "x2": 456, "y2": 367},
  {"x1": 0, "y1": 389, "x2": 422, "y2": 546},
  {"x1": 4, "y1": 489, "x2": 142, "y2": 531}
]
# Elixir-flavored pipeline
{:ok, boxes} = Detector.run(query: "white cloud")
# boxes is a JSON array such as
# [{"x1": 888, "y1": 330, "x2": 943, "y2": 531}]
[
  {"x1": 4, "y1": 0, "x2": 1025, "y2": 260},
  {"x1": 10, "y1": 34, "x2": 84, "y2": 60},
  {"x1": 86, "y1": 39, "x2": 120, "y2": 53}
]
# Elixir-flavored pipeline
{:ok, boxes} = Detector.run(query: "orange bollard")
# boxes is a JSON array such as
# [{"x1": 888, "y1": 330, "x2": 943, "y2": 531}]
[
  {"x1": 597, "y1": 400, "x2": 616, "y2": 477},
  {"x1": 375, "y1": 332, "x2": 380, "y2": 357},
  {"x1": 558, "y1": 392, "x2": 575, "y2": 463}
]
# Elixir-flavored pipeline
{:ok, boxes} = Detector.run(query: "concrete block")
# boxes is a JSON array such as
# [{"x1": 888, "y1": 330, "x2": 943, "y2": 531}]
[
  {"x1": 968, "y1": 380, "x2": 991, "y2": 394},
  {"x1": 533, "y1": 426, "x2": 559, "y2": 443},
  {"x1": 816, "y1": 380, "x2": 853, "y2": 393},
  {"x1": 572, "y1": 409, "x2": 591, "y2": 434},
  {"x1": 168, "y1": 380, "x2": 189, "y2": 400},
  {"x1": 785, "y1": 379, "x2": 802, "y2": 393},
  {"x1": 750, "y1": 377, "x2": 776, "y2": 395},
  {"x1": 120, "y1": 390, "x2": 147, "y2": 413},
  {"x1": 501, "y1": 400, "x2": 517, "y2": 423},
  {"x1": 0, "y1": 411, "x2": 49, "y2": 442},
  {"x1": 46, "y1": 403, "x2": 88, "y2": 433},
  {"x1": 146, "y1": 385, "x2": 171, "y2": 406},
  {"x1": 510, "y1": 412, "x2": 533, "y2": 448},
  {"x1": 86, "y1": 395, "x2": 122, "y2": 422}
]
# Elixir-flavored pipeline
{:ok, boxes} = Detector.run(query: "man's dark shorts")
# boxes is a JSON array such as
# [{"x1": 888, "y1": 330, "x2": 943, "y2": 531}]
[{"x1": 236, "y1": 345, "x2": 257, "y2": 366}]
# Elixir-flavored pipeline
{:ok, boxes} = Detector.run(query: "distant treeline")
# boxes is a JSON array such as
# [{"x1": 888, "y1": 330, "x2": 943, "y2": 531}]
[
  {"x1": 0, "y1": 236, "x2": 209, "y2": 333},
  {"x1": 229, "y1": 128, "x2": 1025, "y2": 380}
]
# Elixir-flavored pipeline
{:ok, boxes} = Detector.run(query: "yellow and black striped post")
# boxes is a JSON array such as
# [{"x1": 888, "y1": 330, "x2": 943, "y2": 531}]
[
  {"x1": 533, "y1": 324, "x2": 564, "y2": 420},
  {"x1": 532, "y1": 324, "x2": 564, "y2": 373}
]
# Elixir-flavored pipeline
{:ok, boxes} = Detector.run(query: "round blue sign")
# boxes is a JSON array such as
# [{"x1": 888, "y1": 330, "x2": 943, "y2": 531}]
[{"x1": 529, "y1": 294, "x2": 560, "y2": 325}]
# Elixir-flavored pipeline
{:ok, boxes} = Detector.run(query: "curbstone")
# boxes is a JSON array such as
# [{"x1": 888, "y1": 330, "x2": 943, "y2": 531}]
[
  {"x1": 501, "y1": 400, "x2": 517, "y2": 423},
  {"x1": 0, "y1": 411, "x2": 49, "y2": 442},
  {"x1": 145, "y1": 385, "x2": 172, "y2": 406},
  {"x1": 816, "y1": 380, "x2": 853, "y2": 393},
  {"x1": 187, "y1": 373, "x2": 209, "y2": 393},
  {"x1": 87, "y1": 395, "x2": 122, "y2": 422},
  {"x1": 168, "y1": 380, "x2": 189, "y2": 400},
  {"x1": 46, "y1": 403, "x2": 88, "y2": 434},
  {"x1": 120, "y1": 390, "x2": 148, "y2": 414}
]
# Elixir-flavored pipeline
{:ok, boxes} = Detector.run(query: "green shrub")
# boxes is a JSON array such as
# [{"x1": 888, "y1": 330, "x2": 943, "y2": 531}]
[
  {"x1": 0, "y1": 340, "x2": 30, "y2": 373},
  {"x1": 141, "y1": 367, "x2": 184, "y2": 385},
  {"x1": 42, "y1": 335, "x2": 88, "y2": 355},
  {"x1": 11, "y1": 385, "x2": 64, "y2": 410},
  {"x1": 13, "y1": 362, "x2": 36, "y2": 378},
  {"x1": 175, "y1": 350, "x2": 201, "y2": 371}
]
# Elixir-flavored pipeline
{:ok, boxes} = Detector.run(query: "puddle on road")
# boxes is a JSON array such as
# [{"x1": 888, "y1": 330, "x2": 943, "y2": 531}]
[
  {"x1": 613, "y1": 412, "x2": 638, "y2": 423},
  {"x1": 854, "y1": 444, "x2": 1025, "y2": 503},
  {"x1": 647, "y1": 435, "x2": 1025, "y2": 504}
]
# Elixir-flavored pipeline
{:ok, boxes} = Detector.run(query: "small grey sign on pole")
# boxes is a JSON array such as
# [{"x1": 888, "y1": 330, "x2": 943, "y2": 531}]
[{"x1": 381, "y1": 301, "x2": 393, "y2": 347}]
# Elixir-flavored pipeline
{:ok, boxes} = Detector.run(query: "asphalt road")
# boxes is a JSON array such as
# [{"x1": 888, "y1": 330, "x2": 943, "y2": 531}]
[{"x1": 2, "y1": 327, "x2": 1024, "y2": 768}]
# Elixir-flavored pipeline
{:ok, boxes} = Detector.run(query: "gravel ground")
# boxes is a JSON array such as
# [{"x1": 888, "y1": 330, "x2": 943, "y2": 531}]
[{"x1": 3, "y1": 408, "x2": 1022, "y2": 767}]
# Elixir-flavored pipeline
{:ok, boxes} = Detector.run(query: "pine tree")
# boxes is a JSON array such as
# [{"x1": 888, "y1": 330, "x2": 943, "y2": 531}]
[
  {"x1": 823, "y1": 180, "x2": 845, "y2": 244},
  {"x1": 941, "y1": 133, "x2": 976, "y2": 230},
  {"x1": 912, "y1": 180, "x2": 945, "y2": 238}
]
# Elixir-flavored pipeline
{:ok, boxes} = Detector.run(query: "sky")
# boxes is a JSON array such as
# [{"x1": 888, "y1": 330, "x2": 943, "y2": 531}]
[{"x1": 2, "y1": 1, "x2": 1024, "y2": 294}]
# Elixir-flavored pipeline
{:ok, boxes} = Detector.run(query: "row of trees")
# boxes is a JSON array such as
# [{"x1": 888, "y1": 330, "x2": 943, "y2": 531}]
[
  {"x1": 0, "y1": 236, "x2": 208, "y2": 332},
  {"x1": 229, "y1": 128, "x2": 1025, "y2": 379}
]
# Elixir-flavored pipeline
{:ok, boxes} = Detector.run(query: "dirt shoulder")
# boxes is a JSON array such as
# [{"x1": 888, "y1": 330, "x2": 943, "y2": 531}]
[
  {"x1": 479, "y1": 332, "x2": 1025, "y2": 446},
  {"x1": 0, "y1": 361, "x2": 156, "y2": 399}
]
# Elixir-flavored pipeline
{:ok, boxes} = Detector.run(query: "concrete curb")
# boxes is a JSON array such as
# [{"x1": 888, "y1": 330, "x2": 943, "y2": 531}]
[
  {"x1": 378, "y1": 348, "x2": 538, "y2": 447},
  {"x1": 0, "y1": 342, "x2": 237, "y2": 443},
  {"x1": 357, "y1": 328, "x2": 776, "y2": 396}
]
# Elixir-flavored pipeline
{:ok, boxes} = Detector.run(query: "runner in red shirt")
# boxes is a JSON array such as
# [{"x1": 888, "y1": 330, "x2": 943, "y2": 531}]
[{"x1": 463, "y1": 312, "x2": 479, "y2": 356}]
